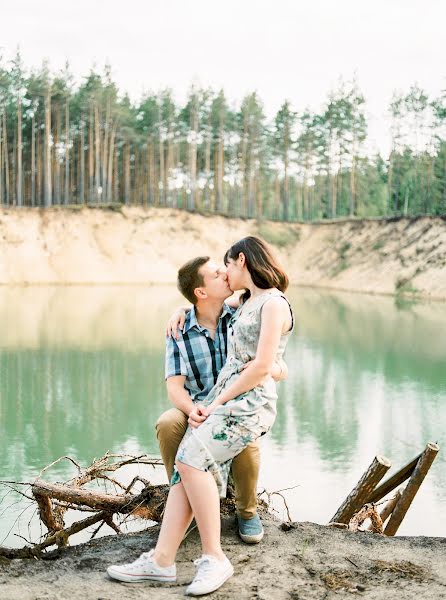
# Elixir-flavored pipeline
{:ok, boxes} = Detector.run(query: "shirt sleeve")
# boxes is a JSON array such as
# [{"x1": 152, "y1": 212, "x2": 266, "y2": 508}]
[{"x1": 165, "y1": 336, "x2": 188, "y2": 379}]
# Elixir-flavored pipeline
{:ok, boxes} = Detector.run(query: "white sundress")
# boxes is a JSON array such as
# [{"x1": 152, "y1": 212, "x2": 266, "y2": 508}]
[{"x1": 171, "y1": 289, "x2": 294, "y2": 496}]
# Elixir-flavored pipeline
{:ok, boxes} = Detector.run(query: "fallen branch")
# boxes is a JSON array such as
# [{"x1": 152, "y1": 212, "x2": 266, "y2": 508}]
[{"x1": 0, "y1": 452, "x2": 168, "y2": 557}]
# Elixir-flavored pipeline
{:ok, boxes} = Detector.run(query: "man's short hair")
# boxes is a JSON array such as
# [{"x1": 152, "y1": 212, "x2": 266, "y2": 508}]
[{"x1": 177, "y1": 256, "x2": 210, "y2": 305}]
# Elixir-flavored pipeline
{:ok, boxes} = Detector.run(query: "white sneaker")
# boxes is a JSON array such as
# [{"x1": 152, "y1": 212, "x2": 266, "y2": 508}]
[
  {"x1": 186, "y1": 554, "x2": 234, "y2": 596},
  {"x1": 107, "y1": 549, "x2": 176, "y2": 583}
]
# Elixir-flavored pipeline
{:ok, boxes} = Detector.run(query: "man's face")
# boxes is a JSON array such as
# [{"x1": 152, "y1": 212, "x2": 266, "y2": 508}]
[{"x1": 196, "y1": 260, "x2": 232, "y2": 303}]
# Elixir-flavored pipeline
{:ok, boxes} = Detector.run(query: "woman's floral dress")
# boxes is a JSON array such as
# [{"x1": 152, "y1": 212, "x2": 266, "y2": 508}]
[{"x1": 171, "y1": 289, "x2": 294, "y2": 496}]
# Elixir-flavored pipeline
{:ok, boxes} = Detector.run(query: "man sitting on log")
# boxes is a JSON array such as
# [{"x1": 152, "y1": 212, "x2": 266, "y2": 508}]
[{"x1": 156, "y1": 256, "x2": 287, "y2": 544}]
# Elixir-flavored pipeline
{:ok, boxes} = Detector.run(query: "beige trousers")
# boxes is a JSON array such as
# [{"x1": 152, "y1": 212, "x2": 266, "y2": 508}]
[{"x1": 155, "y1": 407, "x2": 260, "y2": 519}]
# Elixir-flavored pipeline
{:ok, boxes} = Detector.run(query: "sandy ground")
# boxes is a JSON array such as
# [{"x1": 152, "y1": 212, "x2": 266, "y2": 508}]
[
  {"x1": 1, "y1": 514, "x2": 446, "y2": 600},
  {"x1": 0, "y1": 207, "x2": 445, "y2": 299}
]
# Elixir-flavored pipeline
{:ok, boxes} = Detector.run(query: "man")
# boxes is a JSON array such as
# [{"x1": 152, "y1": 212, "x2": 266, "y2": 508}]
[{"x1": 156, "y1": 255, "x2": 287, "y2": 543}]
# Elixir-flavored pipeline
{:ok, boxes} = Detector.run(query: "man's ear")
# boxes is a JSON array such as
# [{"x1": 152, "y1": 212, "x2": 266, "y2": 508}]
[{"x1": 194, "y1": 287, "x2": 207, "y2": 301}]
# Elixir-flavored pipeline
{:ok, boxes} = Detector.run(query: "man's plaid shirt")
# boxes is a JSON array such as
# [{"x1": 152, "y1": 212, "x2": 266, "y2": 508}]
[{"x1": 165, "y1": 303, "x2": 235, "y2": 403}]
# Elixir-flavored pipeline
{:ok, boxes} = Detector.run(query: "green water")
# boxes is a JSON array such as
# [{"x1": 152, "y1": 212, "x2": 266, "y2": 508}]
[{"x1": 1, "y1": 286, "x2": 445, "y2": 546}]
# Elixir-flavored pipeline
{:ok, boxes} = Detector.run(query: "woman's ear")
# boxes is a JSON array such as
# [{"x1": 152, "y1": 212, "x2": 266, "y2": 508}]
[{"x1": 238, "y1": 252, "x2": 246, "y2": 268}]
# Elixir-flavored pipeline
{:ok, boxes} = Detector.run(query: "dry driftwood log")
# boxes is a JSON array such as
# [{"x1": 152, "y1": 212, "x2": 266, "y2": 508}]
[
  {"x1": 0, "y1": 453, "x2": 172, "y2": 558},
  {"x1": 330, "y1": 455, "x2": 391, "y2": 524},
  {"x1": 384, "y1": 442, "x2": 439, "y2": 536}
]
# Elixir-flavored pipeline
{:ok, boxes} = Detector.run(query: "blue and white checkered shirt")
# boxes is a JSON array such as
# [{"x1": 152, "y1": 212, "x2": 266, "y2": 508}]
[{"x1": 165, "y1": 303, "x2": 235, "y2": 403}]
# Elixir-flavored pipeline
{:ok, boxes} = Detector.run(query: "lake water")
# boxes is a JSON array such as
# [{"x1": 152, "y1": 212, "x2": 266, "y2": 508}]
[{"x1": 0, "y1": 285, "x2": 445, "y2": 548}]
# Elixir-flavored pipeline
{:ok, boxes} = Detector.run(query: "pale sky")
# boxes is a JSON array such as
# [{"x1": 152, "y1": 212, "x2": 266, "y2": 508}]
[{"x1": 0, "y1": 0, "x2": 444, "y2": 154}]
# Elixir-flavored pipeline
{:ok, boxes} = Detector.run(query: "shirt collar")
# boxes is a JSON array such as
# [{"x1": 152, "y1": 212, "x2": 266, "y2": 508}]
[{"x1": 183, "y1": 303, "x2": 234, "y2": 334}]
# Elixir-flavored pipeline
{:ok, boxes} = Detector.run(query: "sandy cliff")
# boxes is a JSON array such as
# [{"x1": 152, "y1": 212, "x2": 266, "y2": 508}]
[{"x1": 0, "y1": 207, "x2": 445, "y2": 299}]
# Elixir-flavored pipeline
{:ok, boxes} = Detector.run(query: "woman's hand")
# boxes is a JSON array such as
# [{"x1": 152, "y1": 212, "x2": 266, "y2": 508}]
[{"x1": 166, "y1": 306, "x2": 189, "y2": 339}]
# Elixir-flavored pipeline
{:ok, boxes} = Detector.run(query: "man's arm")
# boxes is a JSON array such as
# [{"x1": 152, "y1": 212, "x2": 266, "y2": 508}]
[
  {"x1": 166, "y1": 376, "x2": 207, "y2": 427},
  {"x1": 166, "y1": 375, "x2": 194, "y2": 416}
]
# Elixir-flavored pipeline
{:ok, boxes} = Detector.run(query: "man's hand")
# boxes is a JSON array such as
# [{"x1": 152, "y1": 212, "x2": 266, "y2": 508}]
[
  {"x1": 188, "y1": 405, "x2": 208, "y2": 428},
  {"x1": 240, "y1": 359, "x2": 287, "y2": 383},
  {"x1": 166, "y1": 307, "x2": 189, "y2": 339}
]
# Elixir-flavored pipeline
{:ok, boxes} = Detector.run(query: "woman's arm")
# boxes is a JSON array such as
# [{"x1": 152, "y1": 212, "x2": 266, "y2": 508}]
[
  {"x1": 166, "y1": 306, "x2": 191, "y2": 339},
  {"x1": 206, "y1": 297, "x2": 291, "y2": 414}
]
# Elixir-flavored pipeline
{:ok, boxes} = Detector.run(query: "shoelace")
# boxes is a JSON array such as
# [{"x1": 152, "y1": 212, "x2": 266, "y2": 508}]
[
  {"x1": 123, "y1": 551, "x2": 154, "y2": 569},
  {"x1": 192, "y1": 557, "x2": 216, "y2": 582}
]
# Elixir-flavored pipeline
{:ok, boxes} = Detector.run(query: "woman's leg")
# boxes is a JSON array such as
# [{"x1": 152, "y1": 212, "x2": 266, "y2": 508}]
[
  {"x1": 176, "y1": 460, "x2": 225, "y2": 560},
  {"x1": 152, "y1": 481, "x2": 194, "y2": 567}
]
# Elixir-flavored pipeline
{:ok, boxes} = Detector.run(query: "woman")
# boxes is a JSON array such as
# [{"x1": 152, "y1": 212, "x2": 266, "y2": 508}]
[{"x1": 107, "y1": 236, "x2": 294, "y2": 596}]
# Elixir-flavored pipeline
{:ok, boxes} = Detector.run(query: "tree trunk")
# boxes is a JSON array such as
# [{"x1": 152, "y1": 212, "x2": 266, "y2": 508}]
[
  {"x1": 102, "y1": 98, "x2": 110, "y2": 205},
  {"x1": 216, "y1": 105, "x2": 224, "y2": 213},
  {"x1": 349, "y1": 153, "x2": 356, "y2": 216},
  {"x1": 148, "y1": 136, "x2": 154, "y2": 205},
  {"x1": 64, "y1": 100, "x2": 70, "y2": 205},
  {"x1": 158, "y1": 133, "x2": 165, "y2": 207},
  {"x1": 283, "y1": 121, "x2": 289, "y2": 221},
  {"x1": 0, "y1": 112, "x2": 3, "y2": 205},
  {"x1": 113, "y1": 145, "x2": 118, "y2": 203},
  {"x1": 94, "y1": 101, "x2": 101, "y2": 203},
  {"x1": 124, "y1": 139, "x2": 130, "y2": 205},
  {"x1": 54, "y1": 107, "x2": 61, "y2": 204},
  {"x1": 31, "y1": 113, "x2": 36, "y2": 206},
  {"x1": 5, "y1": 111, "x2": 10, "y2": 205},
  {"x1": 106, "y1": 122, "x2": 116, "y2": 203},
  {"x1": 88, "y1": 104, "x2": 94, "y2": 204},
  {"x1": 79, "y1": 120, "x2": 85, "y2": 204},
  {"x1": 44, "y1": 88, "x2": 52, "y2": 207},
  {"x1": 189, "y1": 100, "x2": 198, "y2": 211},
  {"x1": 16, "y1": 97, "x2": 22, "y2": 206},
  {"x1": 274, "y1": 171, "x2": 280, "y2": 219},
  {"x1": 204, "y1": 124, "x2": 211, "y2": 210},
  {"x1": 37, "y1": 127, "x2": 42, "y2": 205}
]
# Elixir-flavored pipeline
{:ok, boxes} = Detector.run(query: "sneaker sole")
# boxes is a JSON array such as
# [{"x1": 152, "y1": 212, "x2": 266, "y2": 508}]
[
  {"x1": 107, "y1": 566, "x2": 176, "y2": 583},
  {"x1": 238, "y1": 529, "x2": 264, "y2": 544},
  {"x1": 185, "y1": 564, "x2": 234, "y2": 596}
]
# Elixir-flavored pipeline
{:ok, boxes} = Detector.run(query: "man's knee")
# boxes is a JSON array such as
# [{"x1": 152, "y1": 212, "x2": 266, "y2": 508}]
[
  {"x1": 232, "y1": 440, "x2": 260, "y2": 474},
  {"x1": 155, "y1": 407, "x2": 188, "y2": 442},
  {"x1": 156, "y1": 408, "x2": 188, "y2": 481}
]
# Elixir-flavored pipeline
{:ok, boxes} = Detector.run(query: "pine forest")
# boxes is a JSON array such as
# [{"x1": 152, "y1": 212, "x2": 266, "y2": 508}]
[{"x1": 1, "y1": 53, "x2": 445, "y2": 221}]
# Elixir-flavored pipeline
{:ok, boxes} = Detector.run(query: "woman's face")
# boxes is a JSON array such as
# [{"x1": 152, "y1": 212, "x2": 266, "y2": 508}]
[{"x1": 225, "y1": 256, "x2": 245, "y2": 291}]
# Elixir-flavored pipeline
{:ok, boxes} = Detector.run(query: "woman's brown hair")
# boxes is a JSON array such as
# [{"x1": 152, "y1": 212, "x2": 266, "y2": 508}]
[{"x1": 224, "y1": 236, "x2": 289, "y2": 302}]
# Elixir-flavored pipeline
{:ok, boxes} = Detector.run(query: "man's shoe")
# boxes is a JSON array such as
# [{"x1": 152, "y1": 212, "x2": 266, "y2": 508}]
[
  {"x1": 107, "y1": 549, "x2": 176, "y2": 583},
  {"x1": 185, "y1": 554, "x2": 234, "y2": 596},
  {"x1": 237, "y1": 514, "x2": 264, "y2": 544}
]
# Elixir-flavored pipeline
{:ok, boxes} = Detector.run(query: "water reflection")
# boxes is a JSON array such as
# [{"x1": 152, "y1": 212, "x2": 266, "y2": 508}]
[{"x1": 0, "y1": 286, "x2": 445, "y2": 545}]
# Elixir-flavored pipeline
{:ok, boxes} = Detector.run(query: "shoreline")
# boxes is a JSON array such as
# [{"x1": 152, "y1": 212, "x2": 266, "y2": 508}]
[{"x1": 1, "y1": 281, "x2": 445, "y2": 304}]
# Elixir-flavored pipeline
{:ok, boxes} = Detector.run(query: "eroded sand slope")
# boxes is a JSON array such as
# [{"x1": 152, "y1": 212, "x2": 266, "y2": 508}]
[{"x1": 0, "y1": 207, "x2": 445, "y2": 298}]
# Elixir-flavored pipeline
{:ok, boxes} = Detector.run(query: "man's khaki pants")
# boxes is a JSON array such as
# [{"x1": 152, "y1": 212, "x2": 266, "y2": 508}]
[{"x1": 156, "y1": 407, "x2": 260, "y2": 519}]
